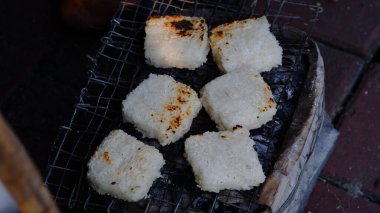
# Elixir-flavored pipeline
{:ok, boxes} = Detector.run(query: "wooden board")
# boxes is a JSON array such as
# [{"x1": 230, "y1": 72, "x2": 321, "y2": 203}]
[{"x1": 0, "y1": 114, "x2": 59, "y2": 213}]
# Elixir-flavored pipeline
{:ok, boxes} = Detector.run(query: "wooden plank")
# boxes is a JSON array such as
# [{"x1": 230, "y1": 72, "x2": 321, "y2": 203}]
[{"x1": 0, "y1": 114, "x2": 59, "y2": 213}]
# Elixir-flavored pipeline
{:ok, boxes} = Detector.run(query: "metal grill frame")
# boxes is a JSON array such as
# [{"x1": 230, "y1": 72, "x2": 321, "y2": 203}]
[{"x1": 44, "y1": 0, "x2": 323, "y2": 212}]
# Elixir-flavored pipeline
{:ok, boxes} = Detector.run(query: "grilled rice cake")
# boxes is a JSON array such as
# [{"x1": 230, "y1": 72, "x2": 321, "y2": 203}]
[
  {"x1": 144, "y1": 15, "x2": 209, "y2": 70},
  {"x1": 209, "y1": 16, "x2": 282, "y2": 74},
  {"x1": 87, "y1": 130, "x2": 165, "y2": 202},
  {"x1": 184, "y1": 127, "x2": 265, "y2": 192},
  {"x1": 200, "y1": 72, "x2": 277, "y2": 130},
  {"x1": 122, "y1": 74, "x2": 202, "y2": 145}
]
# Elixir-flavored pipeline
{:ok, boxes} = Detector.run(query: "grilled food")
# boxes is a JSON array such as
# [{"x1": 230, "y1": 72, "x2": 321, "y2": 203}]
[
  {"x1": 200, "y1": 72, "x2": 277, "y2": 130},
  {"x1": 144, "y1": 15, "x2": 209, "y2": 70},
  {"x1": 209, "y1": 16, "x2": 282, "y2": 74},
  {"x1": 87, "y1": 130, "x2": 165, "y2": 202},
  {"x1": 122, "y1": 74, "x2": 202, "y2": 145},
  {"x1": 184, "y1": 127, "x2": 265, "y2": 192}
]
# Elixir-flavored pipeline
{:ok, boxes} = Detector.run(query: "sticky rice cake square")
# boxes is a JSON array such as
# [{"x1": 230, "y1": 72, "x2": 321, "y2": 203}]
[
  {"x1": 144, "y1": 15, "x2": 209, "y2": 70},
  {"x1": 209, "y1": 16, "x2": 282, "y2": 74},
  {"x1": 87, "y1": 130, "x2": 165, "y2": 202},
  {"x1": 184, "y1": 127, "x2": 265, "y2": 192},
  {"x1": 122, "y1": 74, "x2": 202, "y2": 145},
  {"x1": 200, "y1": 72, "x2": 277, "y2": 130}
]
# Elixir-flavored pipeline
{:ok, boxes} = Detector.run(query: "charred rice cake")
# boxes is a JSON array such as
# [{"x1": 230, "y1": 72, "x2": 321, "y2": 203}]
[
  {"x1": 209, "y1": 16, "x2": 282, "y2": 74},
  {"x1": 87, "y1": 130, "x2": 165, "y2": 202},
  {"x1": 184, "y1": 127, "x2": 265, "y2": 192},
  {"x1": 200, "y1": 72, "x2": 277, "y2": 130},
  {"x1": 144, "y1": 15, "x2": 209, "y2": 70},
  {"x1": 122, "y1": 74, "x2": 202, "y2": 145}
]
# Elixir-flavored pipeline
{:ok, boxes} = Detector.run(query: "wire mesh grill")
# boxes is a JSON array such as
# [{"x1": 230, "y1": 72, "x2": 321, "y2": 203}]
[{"x1": 44, "y1": 0, "x2": 322, "y2": 212}]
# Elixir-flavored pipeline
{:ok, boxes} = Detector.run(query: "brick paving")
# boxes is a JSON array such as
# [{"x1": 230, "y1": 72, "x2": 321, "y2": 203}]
[
  {"x1": 305, "y1": 0, "x2": 380, "y2": 211},
  {"x1": 321, "y1": 64, "x2": 380, "y2": 199},
  {"x1": 305, "y1": 181, "x2": 380, "y2": 213},
  {"x1": 318, "y1": 43, "x2": 365, "y2": 118},
  {"x1": 311, "y1": 0, "x2": 380, "y2": 56}
]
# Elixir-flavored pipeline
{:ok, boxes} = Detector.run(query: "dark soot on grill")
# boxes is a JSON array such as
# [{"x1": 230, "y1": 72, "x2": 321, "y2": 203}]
[{"x1": 172, "y1": 20, "x2": 193, "y2": 30}]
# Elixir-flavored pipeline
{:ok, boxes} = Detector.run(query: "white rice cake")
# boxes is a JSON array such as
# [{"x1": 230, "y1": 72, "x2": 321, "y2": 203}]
[
  {"x1": 209, "y1": 16, "x2": 282, "y2": 74},
  {"x1": 122, "y1": 74, "x2": 202, "y2": 145},
  {"x1": 184, "y1": 127, "x2": 265, "y2": 192},
  {"x1": 200, "y1": 72, "x2": 277, "y2": 130},
  {"x1": 87, "y1": 130, "x2": 165, "y2": 202},
  {"x1": 144, "y1": 15, "x2": 209, "y2": 70}
]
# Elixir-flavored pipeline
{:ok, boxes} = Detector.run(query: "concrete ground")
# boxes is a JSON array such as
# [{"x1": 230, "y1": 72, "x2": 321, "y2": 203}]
[{"x1": 0, "y1": 0, "x2": 379, "y2": 212}]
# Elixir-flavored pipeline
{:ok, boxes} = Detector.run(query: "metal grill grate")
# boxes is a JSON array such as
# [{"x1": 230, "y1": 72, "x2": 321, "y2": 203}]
[{"x1": 44, "y1": 0, "x2": 323, "y2": 212}]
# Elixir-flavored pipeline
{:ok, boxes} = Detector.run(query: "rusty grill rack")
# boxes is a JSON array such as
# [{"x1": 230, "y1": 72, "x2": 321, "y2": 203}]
[{"x1": 44, "y1": 0, "x2": 322, "y2": 212}]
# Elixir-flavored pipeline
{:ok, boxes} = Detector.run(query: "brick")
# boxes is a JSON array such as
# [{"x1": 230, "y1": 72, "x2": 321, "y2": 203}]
[
  {"x1": 321, "y1": 63, "x2": 380, "y2": 200},
  {"x1": 312, "y1": 0, "x2": 380, "y2": 56},
  {"x1": 318, "y1": 43, "x2": 365, "y2": 118},
  {"x1": 305, "y1": 181, "x2": 380, "y2": 213}
]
